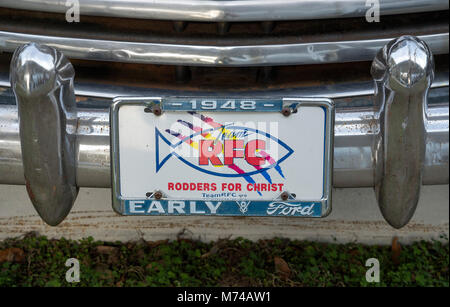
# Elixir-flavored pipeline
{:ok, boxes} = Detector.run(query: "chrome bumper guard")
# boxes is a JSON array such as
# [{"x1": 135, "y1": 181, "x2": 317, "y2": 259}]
[{"x1": 0, "y1": 36, "x2": 448, "y2": 228}]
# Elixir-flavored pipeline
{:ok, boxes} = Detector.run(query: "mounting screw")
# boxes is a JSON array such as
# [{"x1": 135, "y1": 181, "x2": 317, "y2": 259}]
[
  {"x1": 280, "y1": 191, "x2": 289, "y2": 201},
  {"x1": 153, "y1": 190, "x2": 163, "y2": 199},
  {"x1": 282, "y1": 107, "x2": 291, "y2": 117},
  {"x1": 152, "y1": 105, "x2": 162, "y2": 116}
]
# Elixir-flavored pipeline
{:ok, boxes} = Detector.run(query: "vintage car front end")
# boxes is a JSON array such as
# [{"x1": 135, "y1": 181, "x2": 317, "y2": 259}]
[{"x1": 0, "y1": 1, "x2": 448, "y2": 230}]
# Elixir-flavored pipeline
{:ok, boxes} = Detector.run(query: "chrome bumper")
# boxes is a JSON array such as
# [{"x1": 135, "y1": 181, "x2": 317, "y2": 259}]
[
  {"x1": 0, "y1": 95, "x2": 448, "y2": 188},
  {"x1": 0, "y1": 36, "x2": 448, "y2": 228}
]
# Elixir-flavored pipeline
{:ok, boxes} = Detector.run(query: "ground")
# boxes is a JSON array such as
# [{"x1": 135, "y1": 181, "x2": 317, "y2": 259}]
[{"x1": 0, "y1": 233, "x2": 448, "y2": 287}]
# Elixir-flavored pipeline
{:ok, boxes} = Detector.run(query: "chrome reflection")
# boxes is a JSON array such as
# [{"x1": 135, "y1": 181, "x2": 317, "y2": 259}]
[
  {"x1": 0, "y1": 0, "x2": 447, "y2": 21},
  {"x1": 0, "y1": 31, "x2": 447, "y2": 66},
  {"x1": 371, "y1": 36, "x2": 435, "y2": 229},
  {"x1": 9, "y1": 43, "x2": 78, "y2": 226}
]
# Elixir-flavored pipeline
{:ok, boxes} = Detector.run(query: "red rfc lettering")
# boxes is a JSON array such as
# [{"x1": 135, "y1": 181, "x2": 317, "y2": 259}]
[
  {"x1": 245, "y1": 140, "x2": 266, "y2": 166},
  {"x1": 199, "y1": 139, "x2": 266, "y2": 166},
  {"x1": 199, "y1": 140, "x2": 223, "y2": 165},
  {"x1": 224, "y1": 140, "x2": 244, "y2": 165}
]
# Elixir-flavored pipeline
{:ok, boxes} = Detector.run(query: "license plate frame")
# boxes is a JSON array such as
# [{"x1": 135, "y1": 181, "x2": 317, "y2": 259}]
[{"x1": 110, "y1": 97, "x2": 334, "y2": 218}]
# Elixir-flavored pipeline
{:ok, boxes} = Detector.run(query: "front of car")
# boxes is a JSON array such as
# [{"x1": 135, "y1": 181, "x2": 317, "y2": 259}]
[{"x1": 0, "y1": 0, "x2": 448, "y2": 230}]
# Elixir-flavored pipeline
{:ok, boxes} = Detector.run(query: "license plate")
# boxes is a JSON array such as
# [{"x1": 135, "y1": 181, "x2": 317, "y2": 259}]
[{"x1": 110, "y1": 97, "x2": 334, "y2": 217}]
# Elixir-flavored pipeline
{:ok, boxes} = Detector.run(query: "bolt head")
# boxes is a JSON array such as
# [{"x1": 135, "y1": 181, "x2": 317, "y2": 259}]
[
  {"x1": 153, "y1": 191, "x2": 163, "y2": 199},
  {"x1": 282, "y1": 108, "x2": 291, "y2": 117},
  {"x1": 280, "y1": 191, "x2": 289, "y2": 201},
  {"x1": 153, "y1": 105, "x2": 162, "y2": 116}
]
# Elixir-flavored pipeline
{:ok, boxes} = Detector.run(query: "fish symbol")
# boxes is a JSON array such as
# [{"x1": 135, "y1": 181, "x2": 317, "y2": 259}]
[{"x1": 155, "y1": 113, "x2": 294, "y2": 195}]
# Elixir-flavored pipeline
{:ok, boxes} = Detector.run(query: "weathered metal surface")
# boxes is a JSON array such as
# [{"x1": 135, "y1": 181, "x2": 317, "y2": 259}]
[
  {"x1": 371, "y1": 36, "x2": 435, "y2": 228},
  {"x1": 9, "y1": 43, "x2": 78, "y2": 226}
]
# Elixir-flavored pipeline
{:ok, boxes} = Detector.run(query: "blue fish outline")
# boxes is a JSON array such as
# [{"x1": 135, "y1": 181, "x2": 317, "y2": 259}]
[{"x1": 155, "y1": 125, "x2": 294, "y2": 178}]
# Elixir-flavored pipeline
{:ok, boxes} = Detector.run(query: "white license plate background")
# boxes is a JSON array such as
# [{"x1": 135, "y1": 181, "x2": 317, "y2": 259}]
[{"x1": 111, "y1": 98, "x2": 333, "y2": 217}]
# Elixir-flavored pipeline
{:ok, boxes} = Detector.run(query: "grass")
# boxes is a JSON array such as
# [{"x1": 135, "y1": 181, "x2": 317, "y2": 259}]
[{"x1": 0, "y1": 233, "x2": 448, "y2": 287}]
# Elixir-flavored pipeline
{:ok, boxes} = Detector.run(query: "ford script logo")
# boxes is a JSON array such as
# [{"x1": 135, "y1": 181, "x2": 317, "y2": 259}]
[{"x1": 266, "y1": 202, "x2": 317, "y2": 216}]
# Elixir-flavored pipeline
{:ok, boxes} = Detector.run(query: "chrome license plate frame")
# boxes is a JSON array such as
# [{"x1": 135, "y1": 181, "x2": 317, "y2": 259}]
[{"x1": 110, "y1": 97, "x2": 334, "y2": 217}]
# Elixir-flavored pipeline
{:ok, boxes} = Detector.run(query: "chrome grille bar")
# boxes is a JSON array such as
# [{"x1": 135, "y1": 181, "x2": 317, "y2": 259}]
[
  {"x1": 0, "y1": 0, "x2": 448, "y2": 22},
  {"x1": 0, "y1": 31, "x2": 448, "y2": 66}
]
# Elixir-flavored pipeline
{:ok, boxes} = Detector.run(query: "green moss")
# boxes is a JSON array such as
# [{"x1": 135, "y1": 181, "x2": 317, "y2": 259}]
[{"x1": 0, "y1": 233, "x2": 448, "y2": 287}]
